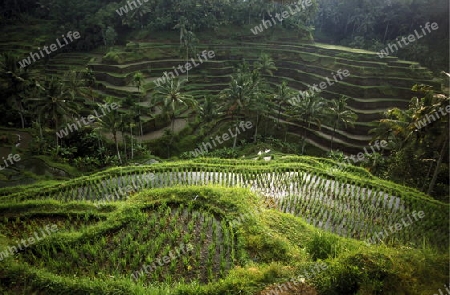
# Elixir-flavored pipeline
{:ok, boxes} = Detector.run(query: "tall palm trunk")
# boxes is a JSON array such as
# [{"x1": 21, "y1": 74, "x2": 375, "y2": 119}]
[
  {"x1": 277, "y1": 104, "x2": 282, "y2": 127},
  {"x1": 383, "y1": 22, "x2": 390, "y2": 43},
  {"x1": 330, "y1": 122, "x2": 337, "y2": 151},
  {"x1": 233, "y1": 119, "x2": 239, "y2": 148},
  {"x1": 138, "y1": 97, "x2": 143, "y2": 139},
  {"x1": 427, "y1": 137, "x2": 448, "y2": 195},
  {"x1": 113, "y1": 133, "x2": 122, "y2": 163},
  {"x1": 19, "y1": 112, "x2": 25, "y2": 129},
  {"x1": 37, "y1": 116, "x2": 43, "y2": 139},
  {"x1": 254, "y1": 112, "x2": 259, "y2": 143},
  {"x1": 301, "y1": 119, "x2": 309, "y2": 154},
  {"x1": 54, "y1": 114, "x2": 59, "y2": 147},
  {"x1": 122, "y1": 130, "x2": 127, "y2": 161},
  {"x1": 186, "y1": 48, "x2": 189, "y2": 81},
  {"x1": 129, "y1": 125, "x2": 134, "y2": 160}
]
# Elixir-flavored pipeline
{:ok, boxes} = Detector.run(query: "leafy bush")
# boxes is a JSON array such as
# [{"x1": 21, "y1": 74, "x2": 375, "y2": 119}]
[
  {"x1": 206, "y1": 147, "x2": 239, "y2": 159},
  {"x1": 103, "y1": 51, "x2": 123, "y2": 64},
  {"x1": 306, "y1": 232, "x2": 338, "y2": 261},
  {"x1": 125, "y1": 41, "x2": 139, "y2": 52},
  {"x1": 315, "y1": 253, "x2": 396, "y2": 295}
]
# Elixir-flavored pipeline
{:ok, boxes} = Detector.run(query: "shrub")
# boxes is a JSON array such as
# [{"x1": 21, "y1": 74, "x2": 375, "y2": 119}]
[
  {"x1": 306, "y1": 232, "x2": 338, "y2": 261},
  {"x1": 103, "y1": 51, "x2": 123, "y2": 64},
  {"x1": 206, "y1": 147, "x2": 239, "y2": 159}
]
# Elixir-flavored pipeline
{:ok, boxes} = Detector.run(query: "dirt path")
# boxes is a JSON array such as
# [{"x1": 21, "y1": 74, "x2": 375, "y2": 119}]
[
  {"x1": 136, "y1": 118, "x2": 188, "y2": 141},
  {"x1": 110, "y1": 117, "x2": 189, "y2": 142}
]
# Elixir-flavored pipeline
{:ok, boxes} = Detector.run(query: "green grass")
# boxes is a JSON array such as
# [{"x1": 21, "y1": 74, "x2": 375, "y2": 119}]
[{"x1": 0, "y1": 178, "x2": 447, "y2": 294}]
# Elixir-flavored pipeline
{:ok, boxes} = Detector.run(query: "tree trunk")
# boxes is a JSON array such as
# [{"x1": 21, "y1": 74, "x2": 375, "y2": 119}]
[
  {"x1": 19, "y1": 112, "x2": 25, "y2": 129},
  {"x1": 186, "y1": 48, "x2": 189, "y2": 81},
  {"x1": 122, "y1": 129, "x2": 127, "y2": 160},
  {"x1": 383, "y1": 22, "x2": 389, "y2": 43},
  {"x1": 254, "y1": 112, "x2": 259, "y2": 143},
  {"x1": 171, "y1": 116, "x2": 175, "y2": 133},
  {"x1": 38, "y1": 117, "x2": 43, "y2": 139},
  {"x1": 330, "y1": 122, "x2": 337, "y2": 151},
  {"x1": 129, "y1": 125, "x2": 134, "y2": 160},
  {"x1": 301, "y1": 120, "x2": 308, "y2": 154},
  {"x1": 55, "y1": 115, "x2": 59, "y2": 147},
  {"x1": 233, "y1": 119, "x2": 238, "y2": 148},
  {"x1": 344, "y1": 16, "x2": 350, "y2": 35},
  {"x1": 427, "y1": 138, "x2": 448, "y2": 195},
  {"x1": 277, "y1": 104, "x2": 282, "y2": 127},
  {"x1": 114, "y1": 133, "x2": 122, "y2": 163},
  {"x1": 422, "y1": 160, "x2": 434, "y2": 191},
  {"x1": 138, "y1": 96, "x2": 143, "y2": 138}
]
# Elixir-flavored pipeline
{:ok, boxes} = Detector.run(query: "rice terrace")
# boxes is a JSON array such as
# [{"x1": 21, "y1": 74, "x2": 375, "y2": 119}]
[{"x1": 0, "y1": 0, "x2": 449, "y2": 294}]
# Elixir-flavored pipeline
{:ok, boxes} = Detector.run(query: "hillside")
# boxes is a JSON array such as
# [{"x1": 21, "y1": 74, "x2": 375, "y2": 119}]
[
  {"x1": 0, "y1": 157, "x2": 448, "y2": 294},
  {"x1": 50, "y1": 31, "x2": 441, "y2": 154},
  {"x1": 0, "y1": 1, "x2": 448, "y2": 294}
]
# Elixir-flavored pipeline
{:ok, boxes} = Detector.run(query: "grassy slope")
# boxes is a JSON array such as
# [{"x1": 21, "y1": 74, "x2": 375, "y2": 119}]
[{"x1": 0, "y1": 157, "x2": 448, "y2": 294}]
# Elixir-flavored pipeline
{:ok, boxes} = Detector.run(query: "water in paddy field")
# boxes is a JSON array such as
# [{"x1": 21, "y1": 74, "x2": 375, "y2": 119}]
[{"x1": 46, "y1": 171, "x2": 408, "y2": 241}]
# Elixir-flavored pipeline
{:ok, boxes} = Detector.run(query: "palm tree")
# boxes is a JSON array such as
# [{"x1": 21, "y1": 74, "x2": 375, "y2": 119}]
[
  {"x1": 326, "y1": 95, "x2": 358, "y2": 150},
  {"x1": 153, "y1": 79, "x2": 197, "y2": 133},
  {"x1": 288, "y1": 93, "x2": 327, "y2": 153},
  {"x1": 369, "y1": 106, "x2": 415, "y2": 150},
  {"x1": 220, "y1": 71, "x2": 252, "y2": 148},
  {"x1": 82, "y1": 67, "x2": 96, "y2": 101},
  {"x1": 254, "y1": 53, "x2": 277, "y2": 76},
  {"x1": 369, "y1": 86, "x2": 449, "y2": 195},
  {"x1": 95, "y1": 101, "x2": 122, "y2": 163},
  {"x1": 0, "y1": 53, "x2": 31, "y2": 128},
  {"x1": 408, "y1": 88, "x2": 449, "y2": 195},
  {"x1": 199, "y1": 95, "x2": 221, "y2": 122},
  {"x1": 174, "y1": 16, "x2": 188, "y2": 47},
  {"x1": 27, "y1": 76, "x2": 80, "y2": 146},
  {"x1": 174, "y1": 17, "x2": 198, "y2": 81},
  {"x1": 274, "y1": 81, "x2": 297, "y2": 127},
  {"x1": 132, "y1": 72, "x2": 145, "y2": 136},
  {"x1": 132, "y1": 102, "x2": 145, "y2": 138},
  {"x1": 63, "y1": 70, "x2": 88, "y2": 102},
  {"x1": 180, "y1": 31, "x2": 197, "y2": 81},
  {"x1": 246, "y1": 70, "x2": 268, "y2": 143}
]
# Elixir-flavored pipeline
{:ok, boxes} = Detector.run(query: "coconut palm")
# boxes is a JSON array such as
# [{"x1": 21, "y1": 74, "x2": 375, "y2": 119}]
[
  {"x1": 26, "y1": 76, "x2": 81, "y2": 146},
  {"x1": 326, "y1": 95, "x2": 358, "y2": 151},
  {"x1": 408, "y1": 88, "x2": 449, "y2": 195},
  {"x1": 369, "y1": 106, "x2": 415, "y2": 150},
  {"x1": 254, "y1": 53, "x2": 277, "y2": 76},
  {"x1": 369, "y1": 86, "x2": 449, "y2": 196},
  {"x1": 200, "y1": 95, "x2": 221, "y2": 122},
  {"x1": 132, "y1": 72, "x2": 145, "y2": 136},
  {"x1": 174, "y1": 17, "x2": 198, "y2": 81},
  {"x1": 95, "y1": 100, "x2": 122, "y2": 163},
  {"x1": 274, "y1": 81, "x2": 297, "y2": 127},
  {"x1": 288, "y1": 93, "x2": 327, "y2": 153},
  {"x1": 63, "y1": 70, "x2": 88, "y2": 104},
  {"x1": 220, "y1": 71, "x2": 252, "y2": 148},
  {"x1": 0, "y1": 53, "x2": 31, "y2": 128},
  {"x1": 246, "y1": 70, "x2": 268, "y2": 143},
  {"x1": 174, "y1": 16, "x2": 189, "y2": 46},
  {"x1": 153, "y1": 79, "x2": 197, "y2": 133},
  {"x1": 181, "y1": 32, "x2": 197, "y2": 81}
]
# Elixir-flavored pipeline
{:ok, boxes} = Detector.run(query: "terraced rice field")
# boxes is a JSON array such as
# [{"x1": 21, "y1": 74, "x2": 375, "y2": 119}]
[
  {"x1": 83, "y1": 39, "x2": 440, "y2": 153},
  {"x1": 2, "y1": 157, "x2": 447, "y2": 249},
  {"x1": 0, "y1": 157, "x2": 448, "y2": 294}
]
